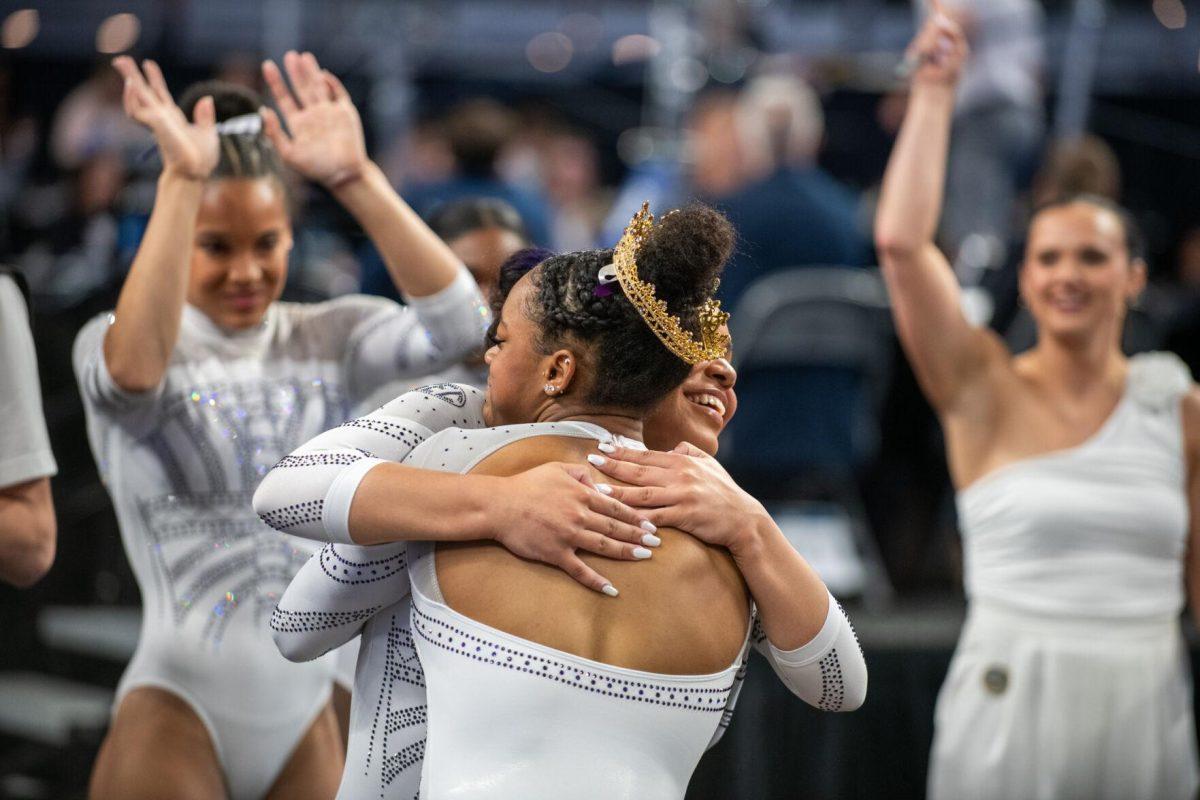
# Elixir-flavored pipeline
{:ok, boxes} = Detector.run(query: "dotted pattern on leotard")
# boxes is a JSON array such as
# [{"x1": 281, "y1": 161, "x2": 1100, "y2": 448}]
[
  {"x1": 412, "y1": 606, "x2": 733, "y2": 713},
  {"x1": 318, "y1": 545, "x2": 407, "y2": 586},
  {"x1": 416, "y1": 383, "x2": 468, "y2": 408},
  {"x1": 269, "y1": 605, "x2": 382, "y2": 634},
  {"x1": 337, "y1": 417, "x2": 424, "y2": 449},
  {"x1": 259, "y1": 499, "x2": 324, "y2": 531},
  {"x1": 365, "y1": 610, "x2": 426, "y2": 798},
  {"x1": 271, "y1": 452, "x2": 366, "y2": 469},
  {"x1": 381, "y1": 739, "x2": 425, "y2": 788},
  {"x1": 817, "y1": 650, "x2": 845, "y2": 711},
  {"x1": 385, "y1": 705, "x2": 427, "y2": 736}
]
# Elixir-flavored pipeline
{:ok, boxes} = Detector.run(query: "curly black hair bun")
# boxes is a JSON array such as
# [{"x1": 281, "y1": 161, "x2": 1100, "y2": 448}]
[{"x1": 636, "y1": 203, "x2": 735, "y2": 310}]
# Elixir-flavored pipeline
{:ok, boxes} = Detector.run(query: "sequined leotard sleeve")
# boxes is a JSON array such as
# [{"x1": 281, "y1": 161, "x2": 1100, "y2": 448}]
[{"x1": 257, "y1": 383, "x2": 487, "y2": 661}]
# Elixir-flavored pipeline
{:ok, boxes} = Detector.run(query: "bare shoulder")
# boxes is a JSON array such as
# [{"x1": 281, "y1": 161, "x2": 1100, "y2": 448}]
[
  {"x1": 468, "y1": 435, "x2": 590, "y2": 478},
  {"x1": 1183, "y1": 385, "x2": 1200, "y2": 463}
]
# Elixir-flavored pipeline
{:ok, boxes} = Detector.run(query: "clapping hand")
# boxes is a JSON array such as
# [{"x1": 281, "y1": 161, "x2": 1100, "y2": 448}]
[
  {"x1": 260, "y1": 51, "x2": 369, "y2": 189},
  {"x1": 113, "y1": 56, "x2": 218, "y2": 181}
]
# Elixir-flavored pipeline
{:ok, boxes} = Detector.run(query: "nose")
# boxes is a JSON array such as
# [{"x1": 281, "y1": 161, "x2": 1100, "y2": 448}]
[
  {"x1": 228, "y1": 254, "x2": 264, "y2": 284},
  {"x1": 484, "y1": 345, "x2": 498, "y2": 365},
  {"x1": 704, "y1": 357, "x2": 736, "y2": 389}
]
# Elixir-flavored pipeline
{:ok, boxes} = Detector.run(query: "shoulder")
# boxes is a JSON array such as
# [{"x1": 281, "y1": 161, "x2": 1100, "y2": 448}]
[
  {"x1": 1182, "y1": 385, "x2": 1200, "y2": 465},
  {"x1": 71, "y1": 311, "x2": 113, "y2": 362},
  {"x1": 380, "y1": 382, "x2": 486, "y2": 429},
  {"x1": 281, "y1": 295, "x2": 402, "y2": 330},
  {"x1": 1128, "y1": 352, "x2": 1194, "y2": 412},
  {"x1": 0, "y1": 275, "x2": 28, "y2": 329}
]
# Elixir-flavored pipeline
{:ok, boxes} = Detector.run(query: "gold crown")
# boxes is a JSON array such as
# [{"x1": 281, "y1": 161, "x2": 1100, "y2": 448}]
[{"x1": 612, "y1": 202, "x2": 730, "y2": 365}]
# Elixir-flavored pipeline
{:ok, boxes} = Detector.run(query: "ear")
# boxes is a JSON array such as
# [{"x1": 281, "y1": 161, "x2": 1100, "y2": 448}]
[
  {"x1": 1126, "y1": 257, "x2": 1148, "y2": 300},
  {"x1": 544, "y1": 348, "x2": 579, "y2": 395}
]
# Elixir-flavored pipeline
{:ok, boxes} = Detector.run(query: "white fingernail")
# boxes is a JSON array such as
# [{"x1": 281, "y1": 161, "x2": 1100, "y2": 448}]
[
  {"x1": 597, "y1": 442, "x2": 616, "y2": 454},
  {"x1": 633, "y1": 547, "x2": 653, "y2": 559},
  {"x1": 641, "y1": 533, "x2": 662, "y2": 547},
  {"x1": 602, "y1": 584, "x2": 619, "y2": 597},
  {"x1": 587, "y1": 454, "x2": 605, "y2": 467},
  {"x1": 640, "y1": 520, "x2": 657, "y2": 534},
  {"x1": 596, "y1": 483, "x2": 613, "y2": 495}
]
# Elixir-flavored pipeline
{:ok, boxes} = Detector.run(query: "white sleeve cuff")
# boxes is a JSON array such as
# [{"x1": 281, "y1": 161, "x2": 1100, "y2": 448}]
[
  {"x1": 321, "y1": 457, "x2": 385, "y2": 544},
  {"x1": 767, "y1": 591, "x2": 843, "y2": 666}
]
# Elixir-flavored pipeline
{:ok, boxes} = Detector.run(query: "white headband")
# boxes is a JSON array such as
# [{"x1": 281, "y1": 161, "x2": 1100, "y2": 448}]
[{"x1": 215, "y1": 112, "x2": 263, "y2": 136}]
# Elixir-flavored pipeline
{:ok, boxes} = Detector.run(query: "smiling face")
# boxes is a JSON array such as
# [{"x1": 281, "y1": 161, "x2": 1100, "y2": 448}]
[
  {"x1": 1020, "y1": 202, "x2": 1146, "y2": 346},
  {"x1": 643, "y1": 328, "x2": 737, "y2": 456},
  {"x1": 187, "y1": 178, "x2": 292, "y2": 330}
]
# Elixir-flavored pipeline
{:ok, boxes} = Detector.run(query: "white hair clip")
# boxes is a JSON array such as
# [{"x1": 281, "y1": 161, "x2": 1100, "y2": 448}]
[
  {"x1": 597, "y1": 264, "x2": 619, "y2": 285},
  {"x1": 216, "y1": 112, "x2": 263, "y2": 136}
]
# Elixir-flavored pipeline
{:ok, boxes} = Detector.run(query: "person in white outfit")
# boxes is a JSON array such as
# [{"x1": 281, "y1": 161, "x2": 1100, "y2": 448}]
[
  {"x1": 256, "y1": 204, "x2": 867, "y2": 798},
  {"x1": 78, "y1": 53, "x2": 488, "y2": 799},
  {"x1": 875, "y1": 11, "x2": 1200, "y2": 800}
]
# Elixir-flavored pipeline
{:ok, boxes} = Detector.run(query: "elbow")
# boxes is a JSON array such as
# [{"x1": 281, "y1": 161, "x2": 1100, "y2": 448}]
[
  {"x1": 840, "y1": 675, "x2": 868, "y2": 712},
  {"x1": 270, "y1": 607, "x2": 326, "y2": 663},
  {"x1": 4, "y1": 515, "x2": 57, "y2": 588},
  {"x1": 106, "y1": 359, "x2": 162, "y2": 395},
  {"x1": 873, "y1": 234, "x2": 921, "y2": 268}
]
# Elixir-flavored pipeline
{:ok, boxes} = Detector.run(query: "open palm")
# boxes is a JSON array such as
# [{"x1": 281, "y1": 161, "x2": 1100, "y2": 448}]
[
  {"x1": 113, "y1": 56, "x2": 218, "y2": 181},
  {"x1": 261, "y1": 51, "x2": 368, "y2": 188}
]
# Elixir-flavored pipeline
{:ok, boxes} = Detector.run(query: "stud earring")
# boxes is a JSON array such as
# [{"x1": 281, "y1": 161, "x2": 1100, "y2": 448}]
[{"x1": 544, "y1": 384, "x2": 557, "y2": 395}]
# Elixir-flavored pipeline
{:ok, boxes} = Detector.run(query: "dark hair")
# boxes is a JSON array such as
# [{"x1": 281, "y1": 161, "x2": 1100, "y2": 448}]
[
  {"x1": 495, "y1": 204, "x2": 735, "y2": 411},
  {"x1": 428, "y1": 197, "x2": 529, "y2": 244},
  {"x1": 1031, "y1": 194, "x2": 1145, "y2": 263},
  {"x1": 178, "y1": 80, "x2": 283, "y2": 182},
  {"x1": 443, "y1": 99, "x2": 516, "y2": 177}
]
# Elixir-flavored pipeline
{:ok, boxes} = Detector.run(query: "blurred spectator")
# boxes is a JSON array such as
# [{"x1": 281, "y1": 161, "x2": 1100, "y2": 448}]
[
  {"x1": 714, "y1": 73, "x2": 870, "y2": 307},
  {"x1": 379, "y1": 117, "x2": 457, "y2": 190},
  {"x1": 927, "y1": 0, "x2": 1045, "y2": 273},
  {"x1": 19, "y1": 151, "x2": 127, "y2": 308},
  {"x1": 0, "y1": 65, "x2": 39, "y2": 258},
  {"x1": 50, "y1": 64, "x2": 150, "y2": 170},
  {"x1": 405, "y1": 99, "x2": 552, "y2": 245},
  {"x1": 542, "y1": 131, "x2": 609, "y2": 252},
  {"x1": 0, "y1": 268, "x2": 57, "y2": 587},
  {"x1": 1165, "y1": 226, "x2": 1200, "y2": 379}
]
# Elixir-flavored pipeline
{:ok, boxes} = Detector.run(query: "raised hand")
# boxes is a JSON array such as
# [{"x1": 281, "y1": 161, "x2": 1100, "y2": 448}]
[
  {"x1": 491, "y1": 462, "x2": 660, "y2": 597},
  {"x1": 112, "y1": 56, "x2": 217, "y2": 181},
  {"x1": 905, "y1": 7, "x2": 969, "y2": 88},
  {"x1": 260, "y1": 51, "x2": 368, "y2": 188},
  {"x1": 585, "y1": 442, "x2": 769, "y2": 557}
]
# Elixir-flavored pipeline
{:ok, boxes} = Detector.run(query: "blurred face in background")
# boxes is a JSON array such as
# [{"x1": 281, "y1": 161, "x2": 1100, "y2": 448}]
[
  {"x1": 1020, "y1": 202, "x2": 1145, "y2": 346},
  {"x1": 188, "y1": 177, "x2": 292, "y2": 330},
  {"x1": 448, "y1": 226, "x2": 528, "y2": 301}
]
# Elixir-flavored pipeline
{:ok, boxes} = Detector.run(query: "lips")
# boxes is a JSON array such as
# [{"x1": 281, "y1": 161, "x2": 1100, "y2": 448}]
[
  {"x1": 686, "y1": 391, "x2": 726, "y2": 421},
  {"x1": 225, "y1": 293, "x2": 262, "y2": 312},
  {"x1": 1046, "y1": 294, "x2": 1088, "y2": 313}
]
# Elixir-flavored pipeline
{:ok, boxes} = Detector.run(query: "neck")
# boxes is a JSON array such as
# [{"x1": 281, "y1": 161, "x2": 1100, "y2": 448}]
[
  {"x1": 535, "y1": 402, "x2": 645, "y2": 443},
  {"x1": 1027, "y1": 328, "x2": 1126, "y2": 396}
]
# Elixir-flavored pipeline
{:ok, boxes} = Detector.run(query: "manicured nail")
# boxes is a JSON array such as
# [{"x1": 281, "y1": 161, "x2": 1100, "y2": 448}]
[
  {"x1": 602, "y1": 584, "x2": 619, "y2": 597},
  {"x1": 587, "y1": 454, "x2": 606, "y2": 467},
  {"x1": 641, "y1": 532, "x2": 662, "y2": 547},
  {"x1": 640, "y1": 520, "x2": 657, "y2": 534},
  {"x1": 597, "y1": 442, "x2": 616, "y2": 454},
  {"x1": 595, "y1": 483, "x2": 613, "y2": 495},
  {"x1": 633, "y1": 547, "x2": 653, "y2": 559}
]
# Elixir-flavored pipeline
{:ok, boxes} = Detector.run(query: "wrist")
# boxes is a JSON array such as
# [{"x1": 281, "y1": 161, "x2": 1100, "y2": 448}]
[
  {"x1": 460, "y1": 474, "x2": 506, "y2": 543},
  {"x1": 158, "y1": 167, "x2": 208, "y2": 190},
  {"x1": 729, "y1": 507, "x2": 773, "y2": 563},
  {"x1": 326, "y1": 158, "x2": 378, "y2": 196}
]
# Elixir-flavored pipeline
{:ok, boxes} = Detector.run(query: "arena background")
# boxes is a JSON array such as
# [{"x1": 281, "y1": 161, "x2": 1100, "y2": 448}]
[{"x1": 0, "y1": 1, "x2": 1198, "y2": 797}]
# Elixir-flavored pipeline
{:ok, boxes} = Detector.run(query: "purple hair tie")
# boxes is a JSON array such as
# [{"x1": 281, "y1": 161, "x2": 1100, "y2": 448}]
[{"x1": 594, "y1": 264, "x2": 619, "y2": 297}]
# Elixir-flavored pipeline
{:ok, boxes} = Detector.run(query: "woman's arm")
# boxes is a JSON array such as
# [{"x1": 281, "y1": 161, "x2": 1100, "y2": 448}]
[
  {"x1": 1183, "y1": 390, "x2": 1200, "y2": 620},
  {"x1": 874, "y1": 13, "x2": 1000, "y2": 413},
  {"x1": 260, "y1": 51, "x2": 460, "y2": 299},
  {"x1": 102, "y1": 58, "x2": 218, "y2": 394},
  {"x1": 589, "y1": 442, "x2": 867, "y2": 711},
  {"x1": 252, "y1": 384, "x2": 654, "y2": 592}
]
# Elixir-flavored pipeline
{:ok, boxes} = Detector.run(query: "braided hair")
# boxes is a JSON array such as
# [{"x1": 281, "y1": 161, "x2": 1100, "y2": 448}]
[
  {"x1": 495, "y1": 204, "x2": 735, "y2": 411},
  {"x1": 178, "y1": 81, "x2": 283, "y2": 183}
]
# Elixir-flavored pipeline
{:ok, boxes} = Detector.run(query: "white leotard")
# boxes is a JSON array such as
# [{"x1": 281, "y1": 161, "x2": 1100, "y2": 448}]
[
  {"x1": 257, "y1": 383, "x2": 867, "y2": 799},
  {"x1": 74, "y1": 270, "x2": 487, "y2": 800},
  {"x1": 930, "y1": 352, "x2": 1199, "y2": 800}
]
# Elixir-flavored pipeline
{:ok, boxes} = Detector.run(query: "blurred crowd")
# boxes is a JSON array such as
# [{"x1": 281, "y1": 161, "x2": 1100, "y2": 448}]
[{"x1": 2, "y1": 0, "x2": 1198, "y2": 602}]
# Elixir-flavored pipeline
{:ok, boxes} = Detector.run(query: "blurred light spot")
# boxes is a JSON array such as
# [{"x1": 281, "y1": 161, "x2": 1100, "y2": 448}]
[
  {"x1": 527, "y1": 31, "x2": 573, "y2": 73},
  {"x1": 2, "y1": 9, "x2": 38, "y2": 49},
  {"x1": 560, "y1": 13, "x2": 603, "y2": 52},
  {"x1": 708, "y1": 47, "x2": 758, "y2": 84},
  {"x1": 669, "y1": 58, "x2": 709, "y2": 93},
  {"x1": 1153, "y1": 0, "x2": 1186, "y2": 29},
  {"x1": 612, "y1": 34, "x2": 661, "y2": 66},
  {"x1": 616, "y1": 127, "x2": 663, "y2": 165},
  {"x1": 96, "y1": 12, "x2": 140, "y2": 54}
]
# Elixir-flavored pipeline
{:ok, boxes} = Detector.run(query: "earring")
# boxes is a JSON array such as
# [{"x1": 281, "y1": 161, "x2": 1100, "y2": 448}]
[{"x1": 544, "y1": 384, "x2": 557, "y2": 395}]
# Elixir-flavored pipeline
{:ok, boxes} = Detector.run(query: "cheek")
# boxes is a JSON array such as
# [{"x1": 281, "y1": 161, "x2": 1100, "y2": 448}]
[{"x1": 189, "y1": 252, "x2": 228, "y2": 292}]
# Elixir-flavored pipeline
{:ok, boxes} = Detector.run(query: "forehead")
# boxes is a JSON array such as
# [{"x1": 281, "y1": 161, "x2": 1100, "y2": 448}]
[
  {"x1": 197, "y1": 178, "x2": 287, "y2": 229},
  {"x1": 451, "y1": 227, "x2": 525, "y2": 265},
  {"x1": 1028, "y1": 203, "x2": 1125, "y2": 251},
  {"x1": 499, "y1": 271, "x2": 535, "y2": 322}
]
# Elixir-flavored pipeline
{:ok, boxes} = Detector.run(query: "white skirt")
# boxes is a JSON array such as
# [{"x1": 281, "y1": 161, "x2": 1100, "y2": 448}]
[{"x1": 929, "y1": 601, "x2": 1199, "y2": 800}]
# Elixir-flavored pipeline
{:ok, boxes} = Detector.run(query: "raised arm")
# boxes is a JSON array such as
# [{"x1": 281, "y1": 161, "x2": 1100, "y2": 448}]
[
  {"x1": 101, "y1": 58, "x2": 218, "y2": 394},
  {"x1": 874, "y1": 14, "x2": 997, "y2": 412},
  {"x1": 589, "y1": 443, "x2": 867, "y2": 712},
  {"x1": 260, "y1": 51, "x2": 461, "y2": 299}
]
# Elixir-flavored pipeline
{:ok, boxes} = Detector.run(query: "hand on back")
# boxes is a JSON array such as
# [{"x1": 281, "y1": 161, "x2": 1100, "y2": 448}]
[
  {"x1": 112, "y1": 57, "x2": 218, "y2": 181},
  {"x1": 260, "y1": 51, "x2": 369, "y2": 189}
]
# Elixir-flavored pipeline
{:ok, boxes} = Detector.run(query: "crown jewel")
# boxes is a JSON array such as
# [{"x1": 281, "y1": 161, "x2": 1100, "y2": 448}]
[{"x1": 611, "y1": 202, "x2": 730, "y2": 365}]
